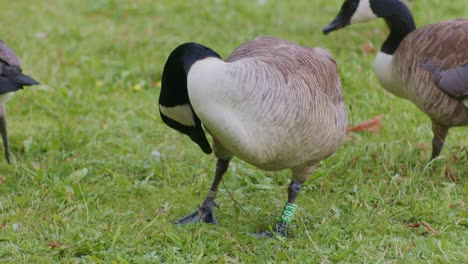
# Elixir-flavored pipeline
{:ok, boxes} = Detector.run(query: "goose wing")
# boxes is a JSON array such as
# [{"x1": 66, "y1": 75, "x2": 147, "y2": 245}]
[
  {"x1": 226, "y1": 36, "x2": 344, "y2": 104},
  {"x1": 422, "y1": 62, "x2": 468, "y2": 100},
  {"x1": 400, "y1": 19, "x2": 468, "y2": 100}
]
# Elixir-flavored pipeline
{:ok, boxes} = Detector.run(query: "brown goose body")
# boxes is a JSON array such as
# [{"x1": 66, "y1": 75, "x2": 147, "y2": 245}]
[
  {"x1": 188, "y1": 37, "x2": 347, "y2": 172},
  {"x1": 392, "y1": 19, "x2": 468, "y2": 127}
]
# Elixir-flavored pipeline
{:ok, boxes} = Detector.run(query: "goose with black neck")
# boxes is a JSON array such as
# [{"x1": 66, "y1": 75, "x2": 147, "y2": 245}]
[
  {"x1": 323, "y1": 0, "x2": 468, "y2": 161},
  {"x1": 158, "y1": 36, "x2": 348, "y2": 237}
]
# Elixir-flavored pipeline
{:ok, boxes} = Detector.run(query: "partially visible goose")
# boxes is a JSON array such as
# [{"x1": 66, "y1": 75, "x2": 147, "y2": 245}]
[
  {"x1": 158, "y1": 36, "x2": 347, "y2": 237},
  {"x1": 0, "y1": 40, "x2": 39, "y2": 163},
  {"x1": 323, "y1": 0, "x2": 468, "y2": 161}
]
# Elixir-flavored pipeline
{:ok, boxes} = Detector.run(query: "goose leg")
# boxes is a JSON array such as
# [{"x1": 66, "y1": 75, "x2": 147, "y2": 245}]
[
  {"x1": 430, "y1": 121, "x2": 449, "y2": 161},
  {"x1": 273, "y1": 180, "x2": 302, "y2": 236},
  {"x1": 254, "y1": 165, "x2": 315, "y2": 238},
  {"x1": 0, "y1": 105, "x2": 11, "y2": 164},
  {"x1": 175, "y1": 158, "x2": 230, "y2": 224}
]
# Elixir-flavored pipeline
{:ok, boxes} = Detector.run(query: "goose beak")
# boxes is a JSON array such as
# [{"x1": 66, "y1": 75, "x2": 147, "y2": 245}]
[{"x1": 323, "y1": 14, "x2": 347, "y2": 34}]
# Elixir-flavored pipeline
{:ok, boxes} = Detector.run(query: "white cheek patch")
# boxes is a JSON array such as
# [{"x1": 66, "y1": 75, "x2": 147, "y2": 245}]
[
  {"x1": 350, "y1": 0, "x2": 377, "y2": 24},
  {"x1": 159, "y1": 104, "x2": 196, "y2": 127}
]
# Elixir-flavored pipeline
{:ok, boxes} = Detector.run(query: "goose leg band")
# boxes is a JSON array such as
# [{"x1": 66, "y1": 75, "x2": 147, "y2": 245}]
[{"x1": 279, "y1": 202, "x2": 297, "y2": 224}]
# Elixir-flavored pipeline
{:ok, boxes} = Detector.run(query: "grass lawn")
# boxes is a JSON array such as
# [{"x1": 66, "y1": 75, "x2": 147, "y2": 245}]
[{"x1": 0, "y1": 0, "x2": 466, "y2": 262}]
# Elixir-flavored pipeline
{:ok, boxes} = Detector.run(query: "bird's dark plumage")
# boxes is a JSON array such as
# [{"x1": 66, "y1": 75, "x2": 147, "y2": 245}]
[
  {"x1": 0, "y1": 39, "x2": 39, "y2": 163},
  {"x1": 0, "y1": 61, "x2": 39, "y2": 95}
]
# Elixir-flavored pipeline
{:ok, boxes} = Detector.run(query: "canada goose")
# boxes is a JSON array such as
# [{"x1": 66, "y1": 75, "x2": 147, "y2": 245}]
[
  {"x1": 323, "y1": 0, "x2": 468, "y2": 161},
  {"x1": 158, "y1": 36, "x2": 347, "y2": 237},
  {"x1": 0, "y1": 40, "x2": 39, "y2": 163}
]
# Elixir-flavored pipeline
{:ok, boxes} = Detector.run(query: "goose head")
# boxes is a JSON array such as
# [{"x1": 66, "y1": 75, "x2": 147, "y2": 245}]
[
  {"x1": 323, "y1": 0, "x2": 378, "y2": 34},
  {"x1": 159, "y1": 42, "x2": 221, "y2": 154},
  {"x1": 323, "y1": 0, "x2": 416, "y2": 55}
]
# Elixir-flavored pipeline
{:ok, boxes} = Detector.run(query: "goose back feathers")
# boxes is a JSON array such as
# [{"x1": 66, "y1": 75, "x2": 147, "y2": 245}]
[{"x1": 185, "y1": 37, "x2": 347, "y2": 170}]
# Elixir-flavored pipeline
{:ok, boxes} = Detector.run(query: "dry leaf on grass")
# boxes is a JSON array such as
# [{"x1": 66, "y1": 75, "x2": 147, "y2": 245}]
[
  {"x1": 361, "y1": 42, "x2": 377, "y2": 54},
  {"x1": 445, "y1": 166, "x2": 460, "y2": 183},
  {"x1": 406, "y1": 222, "x2": 439, "y2": 234},
  {"x1": 49, "y1": 240, "x2": 65, "y2": 249},
  {"x1": 414, "y1": 142, "x2": 429, "y2": 150},
  {"x1": 347, "y1": 115, "x2": 383, "y2": 133}
]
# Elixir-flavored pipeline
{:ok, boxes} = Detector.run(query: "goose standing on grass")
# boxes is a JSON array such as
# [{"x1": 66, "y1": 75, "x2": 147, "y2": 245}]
[
  {"x1": 158, "y1": 36, "x2": 347, "y2": 237},
  {"x1": 0, "y1": 40, "x2": 39, "y2": 163},
  {"x1": 323, "y1": 0, "x2": 468, "y2": 161}
]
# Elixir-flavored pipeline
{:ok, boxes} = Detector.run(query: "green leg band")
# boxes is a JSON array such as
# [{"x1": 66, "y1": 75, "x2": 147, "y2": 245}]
[{"x1": 279, "y1": 202, "x2": 297, "y2": 224}]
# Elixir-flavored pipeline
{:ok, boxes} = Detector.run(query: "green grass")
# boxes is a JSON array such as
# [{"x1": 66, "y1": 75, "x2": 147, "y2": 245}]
[{"x1": 0, "y1": 0, "x2": 466, "y2": 262}]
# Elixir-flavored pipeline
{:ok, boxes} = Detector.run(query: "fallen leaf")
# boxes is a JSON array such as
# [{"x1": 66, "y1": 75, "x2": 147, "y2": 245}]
[
  {"x1": 361, "y1": 42, "x2": 377, "y2": 54},
  {"x1": 0, "y1": 175, "x2": 5, "y2": 184},
  {"x1": 406, "y1": 222, "x2": 439, "y2": 234},
  {"x1": 49, "y1": 240, "x2": 64, "y2": 249},
  {"x1": 415, "y1": 142, "x2": 429, "y2": 150},
  {"x1": 444, "y1": 165, "x2": 460, "y2": 183},
  {"x1": 347, "y1": 115, "x2": 383, "y2": 133},
  {"x1": 63, "y1": 153, "x2": 80, "y2": 163}
]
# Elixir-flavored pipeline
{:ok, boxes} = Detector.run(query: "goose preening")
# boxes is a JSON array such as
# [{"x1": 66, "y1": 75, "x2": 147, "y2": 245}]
[
  {"x1": 323, "y1": 0, "x2": 468, "y2": 161},
  {"x1": 158, "y1": 36, "x2": 348, "y2": 237},
  {"x1": 0, "y1": 40, "x2": 39, "y2": 163}
]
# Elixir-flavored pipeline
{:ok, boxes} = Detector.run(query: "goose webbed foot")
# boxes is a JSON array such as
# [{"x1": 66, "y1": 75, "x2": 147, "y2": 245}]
[
  {"x1": 174, "y1": 197, "x2": 218, "y2": 224},
  {"x1": 252, "y1": 180, "x2": 303, "y2": 239},
  {"x1": 175, "y1": 159, "x2": 229, "y2": 225}
]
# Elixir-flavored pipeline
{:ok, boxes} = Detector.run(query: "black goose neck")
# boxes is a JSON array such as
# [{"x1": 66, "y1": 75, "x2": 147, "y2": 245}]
[
  {"x1": 372, "y1": 0, "x2": 416, "y2": 54},
  {"x1": 159, "y1": 43, "x2": 221, "y2": 107}
]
